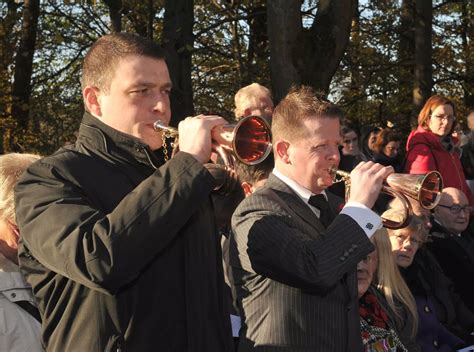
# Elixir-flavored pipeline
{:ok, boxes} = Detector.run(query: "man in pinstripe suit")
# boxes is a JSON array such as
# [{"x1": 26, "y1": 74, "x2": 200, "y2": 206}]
[{"x1": 230, "y1": 86, "x2": 394, "y2": 351}]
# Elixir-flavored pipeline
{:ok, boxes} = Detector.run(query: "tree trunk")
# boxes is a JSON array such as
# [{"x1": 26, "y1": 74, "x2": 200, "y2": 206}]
[
  {"x1": 104, "y1": 0, "x2": 123, "y2": 32},
  {"x1": 267, "y1": 0, "x2": 353, "y2": 101},
  {"x1": 0, "y1": 0, "x2": 21, "y2": 153},
  {"x1": 245, "y1": 2, "x2": 268, "y2": 86},
  {"x1": 461, "y1": 0, "x2": 473, "y2": 109},
  {"x1": 267, "y1": 0, "x2": 301, "y2": 101},
  {"x1": 9, "y1": 0, "x2": 40, "y2": 152},
  {"x1": 162, "y1": 0, "x2": 194, "y2": 125},
  {"x1": 399, "y1": 0, "x2": 416, "y2": 127},
  {"x1": 303, "y1": 0, "x2": 354, "y2": 94},
  {"x1": 413, "y1": 0, "x2": 432, "y2": 114}
]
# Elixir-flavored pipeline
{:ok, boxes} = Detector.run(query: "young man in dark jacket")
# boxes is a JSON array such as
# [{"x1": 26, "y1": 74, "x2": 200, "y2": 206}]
[{"x1": 14, "y1": 33, "x2": 233, "y2": 352}]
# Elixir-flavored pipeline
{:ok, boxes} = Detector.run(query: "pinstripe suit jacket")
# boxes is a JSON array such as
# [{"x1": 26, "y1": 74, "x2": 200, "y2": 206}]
[{"x1": 230, "y1": 174, "x2": 375, "y2": 351}]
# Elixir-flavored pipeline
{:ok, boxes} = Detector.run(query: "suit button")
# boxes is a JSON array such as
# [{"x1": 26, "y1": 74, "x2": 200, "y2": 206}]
[
  {"x1": 424, "y1": 305, "x2": 431, "y2": 313},
  {"x1": 433, "y1": 340, "x2": 439, "y2": 347},
  {"x1": 339, "y1": 256, "x2": 345, "y2": 261}
]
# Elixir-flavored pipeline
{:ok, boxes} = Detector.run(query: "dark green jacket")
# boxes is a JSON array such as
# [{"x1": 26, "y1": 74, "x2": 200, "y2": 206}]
[{"x1": 15, "y1": 113, "x2": 233, "y2": 352}]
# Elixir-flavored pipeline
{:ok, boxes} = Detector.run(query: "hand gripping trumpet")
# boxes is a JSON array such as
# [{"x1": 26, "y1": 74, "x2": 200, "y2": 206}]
[
  {"x1": 330, "y1": 168, "x2": 443, "y2": 229},
  {"x1": 153, "y1": 115, "x2": 272, "y2": 194}
]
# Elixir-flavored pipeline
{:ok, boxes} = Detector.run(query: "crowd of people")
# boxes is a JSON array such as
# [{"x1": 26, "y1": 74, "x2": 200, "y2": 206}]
[{"x1": 1, "y1": 32, "x2": 473, "y2": 352}]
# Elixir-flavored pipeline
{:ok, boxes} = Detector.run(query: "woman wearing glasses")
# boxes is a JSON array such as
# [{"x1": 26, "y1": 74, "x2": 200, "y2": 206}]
[
  {"x1": 404, "y1": 95, "x2": 474, "y2": 206},
  {"x1": 385, "y1": 210, "x2": 474, "y2": 351}
]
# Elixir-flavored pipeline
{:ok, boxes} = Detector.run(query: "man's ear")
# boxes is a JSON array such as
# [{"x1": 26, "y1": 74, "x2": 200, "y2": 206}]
[
  {"x1": 241, "y1": 182, "x2": 253, "y2": 197},
  {"x1": 274, "y1": 140, "x2": 291, "y2": 164},
  {"x1": 83, "y1": 86, "x2": 102, "y2": 117},
  {"x1": 243, "y1": 108, "x2": 252, "y2": 117}
]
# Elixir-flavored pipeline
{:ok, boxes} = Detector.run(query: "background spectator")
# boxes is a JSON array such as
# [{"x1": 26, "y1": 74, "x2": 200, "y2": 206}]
[
  {"x1": 0, "y1": 153, "x2": 42, "y2": 352},
  {"x1": 372, "y1": 128, "x2": 403, "y2": 172},
  {"x1": 404, "y1": 95, "x2": 474, "y2": 207},
  {"x1": 233, "y1": 83, "x2": 273, "y2": 121},
  {"x1": 428, "y1": 187, "x2": 474, "y2": 312}
]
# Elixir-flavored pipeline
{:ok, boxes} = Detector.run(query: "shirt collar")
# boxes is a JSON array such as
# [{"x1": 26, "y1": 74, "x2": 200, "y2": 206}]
[{"x1": 272, "y1": 167, "x2": 327, "y2": 205}]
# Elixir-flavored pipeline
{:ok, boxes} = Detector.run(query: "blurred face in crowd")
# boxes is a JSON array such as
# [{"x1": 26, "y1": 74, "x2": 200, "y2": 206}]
[
  {"x1": 87, "y1": 55, "x2": 172, "y2": 150},
  {"x1": 357, "y1": 249, "x2": 378, "y2": 298},
  {"x1": 0, "y1": 219, "x2": 20, "y2": 264},
  {"x1": 342, "y1": 130, "x2": 359, "y2": 156},
  {"x1": 383, "y1": 141, "x2": 400, "y2": 158},
  {"x1": 428, "y1": 104, "x2": 455, "y2": 138},
  {"x1": 433, "y1": 187, "x2": 471, "y2": 235},
  {"x1": 389, "y1": 227, "x2": 423, "y2": 268},
  {"x1": 368, "y1": 130, "x2": 380, "y2": 152},
  {"x1": 284, "y1": 117, "x2": 341, "y2": 194}
]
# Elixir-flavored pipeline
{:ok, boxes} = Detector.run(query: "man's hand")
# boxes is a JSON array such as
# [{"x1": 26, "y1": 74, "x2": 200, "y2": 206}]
[
  {"x1": 178, "y1": 115, "x2": 227, "y2": 163},
  {"x1": 348, "y1": 161, "x2": 394, "y2": 208}
]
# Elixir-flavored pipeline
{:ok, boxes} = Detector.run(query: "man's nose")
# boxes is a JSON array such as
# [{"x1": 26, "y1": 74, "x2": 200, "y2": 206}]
[
  {"x1": 153, "y1": 93, "x2": 169, "y2": 113},
  {"x1": 328, "y1": 145, "x2": 340, "y2": 161}
]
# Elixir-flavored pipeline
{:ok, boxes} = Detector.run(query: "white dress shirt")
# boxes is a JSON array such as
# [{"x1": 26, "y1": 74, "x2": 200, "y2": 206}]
[{"x1": 272, "y1": 168, "x2": 382, "y2": 238}]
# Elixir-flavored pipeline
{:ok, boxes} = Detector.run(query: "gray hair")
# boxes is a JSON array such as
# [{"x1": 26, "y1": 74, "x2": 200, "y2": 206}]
[{"x1": 0, "y1": 153, "x2": 41, "y2": 224}]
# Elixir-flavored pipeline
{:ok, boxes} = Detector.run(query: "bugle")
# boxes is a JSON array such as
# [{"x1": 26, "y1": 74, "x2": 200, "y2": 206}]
[
  {"x1": 330, "y1": 168, "x2": 443, "y2": 229},
  {"x1": 153, "y1": 115, "x2": 272, "y2": 194}
]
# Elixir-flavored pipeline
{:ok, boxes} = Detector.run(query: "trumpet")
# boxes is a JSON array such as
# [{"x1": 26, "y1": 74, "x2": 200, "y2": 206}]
[
  {"x1": 153, "y1": 115, "x2": 273, "y2": 194},
  {"x1": 330, "y1": 168, "x2": 443, "y2": 229}
]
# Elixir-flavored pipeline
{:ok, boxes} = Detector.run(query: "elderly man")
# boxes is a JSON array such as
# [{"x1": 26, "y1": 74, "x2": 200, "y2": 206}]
[
  {"x1": 230, "y1": 86, "x2": 393, "y2": 351},
  {"x1": 234, "y1": 83, "x2": 273, "y2": 121},
  {"x1": 428, "y1": 187, "x2": 474, "y2": 312}
]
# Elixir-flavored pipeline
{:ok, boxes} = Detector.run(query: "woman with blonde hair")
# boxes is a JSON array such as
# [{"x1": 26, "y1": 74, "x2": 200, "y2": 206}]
[
  {"x1": 0, "y1": 153, "x2": 42, "y2": 352},
  {"x1": 358, "y1": 227, "x2": 420, "y2": 351}
]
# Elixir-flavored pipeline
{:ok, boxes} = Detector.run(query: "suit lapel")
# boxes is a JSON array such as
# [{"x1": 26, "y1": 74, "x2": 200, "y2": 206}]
[{"x1": 265, "y1": 174, "x2": 326, "y2": 233}]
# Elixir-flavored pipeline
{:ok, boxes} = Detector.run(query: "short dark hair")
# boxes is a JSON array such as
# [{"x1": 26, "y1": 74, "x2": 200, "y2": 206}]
[
  {"x1": 235, "y1": 153, "x2": 274, "y2": 185},
  {"x1": 272, "y1": 85, "x2": 343, "y2": 142},
  {"x1": 82, "y1": 32, "x2": 166, "y2": 92}
]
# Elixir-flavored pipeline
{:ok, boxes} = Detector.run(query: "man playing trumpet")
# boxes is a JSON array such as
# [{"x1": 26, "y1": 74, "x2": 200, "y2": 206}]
[
  {"x1": 14, "y1": 33, "x2": 233, "y2": 351},
  {"x1": 230, "y1": 86, "x2": 394, "y2": 351}
]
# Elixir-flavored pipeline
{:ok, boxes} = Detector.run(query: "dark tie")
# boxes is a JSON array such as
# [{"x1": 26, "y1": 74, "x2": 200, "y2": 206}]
[
  {"x1": 308, "y1": 194, "x2": 331, "y2": 228},
  {"x1": 14, "y1": 300, "x2": 41, "y2": 322}
]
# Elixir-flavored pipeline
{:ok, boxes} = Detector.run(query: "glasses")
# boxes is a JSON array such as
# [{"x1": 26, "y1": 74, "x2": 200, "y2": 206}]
[
  {"x1": 392, "y1": 234, "x2": 422, "y2": 247},
  {"x1": 431, "y1": 114, "x2": 455, "y2": 122},
  {"x1": 437, "y1": 204, "x2": 474, "y2": 214}
]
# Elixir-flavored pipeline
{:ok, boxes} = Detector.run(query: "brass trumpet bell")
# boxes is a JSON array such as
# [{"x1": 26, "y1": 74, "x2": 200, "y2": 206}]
[
  {"x1": 153, "y1": 115, "x2": 272, "y2": 166},
  {"x1": 331, "y1": 169, "x2": 443, "y2": 229}
]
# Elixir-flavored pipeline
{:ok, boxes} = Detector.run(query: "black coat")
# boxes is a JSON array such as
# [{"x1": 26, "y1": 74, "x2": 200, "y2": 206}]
[
  {"x1": 401, "y1": 248, "x2": 474, "y2": 342},
  {"x1": 427, "y1": 220, "x2": 474, "y2": 313},
  {"x1": 15, "y1": 113, "x2": 233, "y2": 352}
]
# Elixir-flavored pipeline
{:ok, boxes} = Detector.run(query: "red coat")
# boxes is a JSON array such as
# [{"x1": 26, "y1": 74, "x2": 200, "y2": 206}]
[{"x1": 405, "y1": 126, "x2": 474, "y2": 206}]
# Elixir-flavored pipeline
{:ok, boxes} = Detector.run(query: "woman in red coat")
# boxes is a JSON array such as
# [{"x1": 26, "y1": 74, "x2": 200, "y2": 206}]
[{"x1": 405, "y1": 95, "x2": 474, "y2": 206}]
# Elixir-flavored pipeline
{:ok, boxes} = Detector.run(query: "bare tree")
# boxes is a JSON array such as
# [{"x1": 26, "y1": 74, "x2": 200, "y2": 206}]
[
  {"x1": 9, "y1": 0, "x2": 40, "y2": 151},
  {"x1": 461, "y1": 0, "x2": 473, "y2": 109},
  {"x1": 268, "y1": 0, "x2": 354, "y2": 100},
  {"x1": 104, "y1": 0, "x2": 123, "y2": 32},
  {"x1": 413, "y1": 0, "x2": 432, "y2": 113},
  {"x1": 163, "y1": 0, "x2": 194, "y2": 124}
]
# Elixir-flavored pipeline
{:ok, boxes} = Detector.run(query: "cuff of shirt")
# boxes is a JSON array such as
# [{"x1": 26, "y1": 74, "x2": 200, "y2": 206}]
[{"x1": 340, "y1": 201, "x2": 382, "y2": 238}]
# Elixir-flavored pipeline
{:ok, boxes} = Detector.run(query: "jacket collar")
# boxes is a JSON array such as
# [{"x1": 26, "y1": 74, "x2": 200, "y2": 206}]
[
  {"x1": 265, "y1": 173, "x2": 327, "y2": 233},
  {"x1": 77, "y1": 112, "x2": 165, "y2": 169}
]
